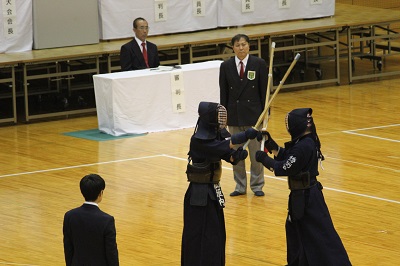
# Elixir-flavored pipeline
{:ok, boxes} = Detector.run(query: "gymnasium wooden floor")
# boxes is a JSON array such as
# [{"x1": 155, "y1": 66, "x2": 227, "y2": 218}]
[{"x1": 1, "y1": 55, "x2": 400, "y2": 265}]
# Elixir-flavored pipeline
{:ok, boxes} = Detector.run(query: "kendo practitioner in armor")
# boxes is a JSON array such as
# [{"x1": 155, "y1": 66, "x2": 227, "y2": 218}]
[
  {"x1": 181, "y1": 101, "x2": 258, "y2": 266},
  {"x1": 255, "y1": 108, "x2": 351, "y2": 266}
]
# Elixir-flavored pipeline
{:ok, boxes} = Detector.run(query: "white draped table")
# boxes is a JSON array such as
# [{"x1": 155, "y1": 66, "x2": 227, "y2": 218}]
[{"x1": 93, "y1": 61, "x2": 223, "y2": 136}]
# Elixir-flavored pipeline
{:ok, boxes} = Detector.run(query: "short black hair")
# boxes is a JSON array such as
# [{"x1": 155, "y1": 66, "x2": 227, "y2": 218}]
[
  {"x1": 80, "y1": 174, "x2": 106, "y2": 201},
  {"x1": 231, "y1": 34, "x2": 250, "y2": 46},
  {"x1": 133, "y1": 17, "x2": 146, "y2": 29}
]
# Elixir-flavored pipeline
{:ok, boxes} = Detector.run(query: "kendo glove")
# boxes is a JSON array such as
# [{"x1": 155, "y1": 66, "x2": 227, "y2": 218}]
[
  {"x1": 245, "y1": 127, "x2": 258, "y2": 139},
  {"x1": 256, "y1": 130, "x2": 279, "y2": 154},
  {"x1": 231, "y1": 127, "x2": 258, "y2": 144},
  {"x1": 255, "y1": 151, "x2": 275, "y2": 172},
  {"x1": 232, "y1": 147, "x2": 248, "y2": 162}
]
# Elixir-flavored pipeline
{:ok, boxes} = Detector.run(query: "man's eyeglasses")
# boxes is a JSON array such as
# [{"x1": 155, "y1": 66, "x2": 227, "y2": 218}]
[{"x1": 136, "y1": 26, "x2": 149, "y2": 30}]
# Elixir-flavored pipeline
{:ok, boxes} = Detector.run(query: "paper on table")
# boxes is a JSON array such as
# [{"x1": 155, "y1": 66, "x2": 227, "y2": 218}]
[{"x1": 150, "y1": 66, "x2": 175, "y2": 71}]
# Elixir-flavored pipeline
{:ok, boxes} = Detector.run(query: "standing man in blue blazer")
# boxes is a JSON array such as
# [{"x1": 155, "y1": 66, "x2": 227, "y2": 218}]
[
  {"x1": 120, "y1": 17, "x2": 160, "y2": 71},
  {"x1": 220, "y1": 34, "x2": 268, "y2": 197},
  {"x1": 63, "y1": 174, "x2": 119, "y2": 266}
]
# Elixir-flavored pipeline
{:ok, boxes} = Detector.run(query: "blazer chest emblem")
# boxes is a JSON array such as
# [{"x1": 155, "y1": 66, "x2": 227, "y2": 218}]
[{"x1": 247, "y1": 71, "x2": 256, "y2": 80}]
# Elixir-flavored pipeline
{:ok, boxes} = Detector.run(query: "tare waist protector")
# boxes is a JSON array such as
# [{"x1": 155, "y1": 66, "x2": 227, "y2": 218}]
[{"x1": 186, "y1": 161, "x2": 222, "y2": 183}]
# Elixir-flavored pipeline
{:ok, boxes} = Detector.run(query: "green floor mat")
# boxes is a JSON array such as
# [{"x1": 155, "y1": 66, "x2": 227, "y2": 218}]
[{"x1": 63, "y1": 129, "x2": 146, "y2": 141}]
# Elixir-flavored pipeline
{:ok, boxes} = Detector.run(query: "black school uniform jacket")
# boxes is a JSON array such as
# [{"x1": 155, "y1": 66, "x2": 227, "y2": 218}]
[
  {"x1": 219, "y1": 55, "x2": 268, "y2": 127},
  {"x1": 63, "y1": 204, "x2": 119, "y2": 266}
]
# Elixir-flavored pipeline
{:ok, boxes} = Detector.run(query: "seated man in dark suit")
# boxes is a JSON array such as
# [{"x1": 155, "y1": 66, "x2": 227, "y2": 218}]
[
  {"x1": 63, "y1": 174, "x2": 119, "y2": 266},
  {"x1": 120, "y1": 17, "x2": 160, "y2": 71}
]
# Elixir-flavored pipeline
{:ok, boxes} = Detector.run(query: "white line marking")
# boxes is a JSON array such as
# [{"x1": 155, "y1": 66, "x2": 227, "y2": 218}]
[
  {"x1": 0, "y1": 263, "x2": 39, "y2": 266},
  {"x1": 326, "y1": 187, "x2": 400, "y2": 204},
  {"x1": 0, "y1": 155, "x2": 163, "y2": 178},
  {"x1": 342, "y1": 123, "x2": 400, "y2": 142},
  {"x1": 324, "y1": 155, "x2": 400, "y2": 173},
  {"x1": 1, "y1": 154, "x2": 399, "y2": 205},
  {"x1": 162, "y1": 154, "x2": 400, "y2": 204},
  {"x1": 345, "y1": 123, "x2": 400, "y2": 132},
  {"x1": 342, "y1": 131, "x2": 400, "y2": 143}
]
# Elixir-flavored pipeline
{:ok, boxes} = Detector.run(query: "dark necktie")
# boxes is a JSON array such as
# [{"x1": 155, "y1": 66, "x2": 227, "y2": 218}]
[
  {"x1": 142, "y1": 42, "x2": 149, "y2": 68},
  {"x1": 239, "y1": 61, "x2": 244, "y2": 79}
]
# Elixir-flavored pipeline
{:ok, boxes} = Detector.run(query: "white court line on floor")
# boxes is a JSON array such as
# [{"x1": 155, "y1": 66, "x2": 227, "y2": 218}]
[
  {"x1": 0, "y1": 155, "x2": 162, "y2": 178},
  {"x1": 344, "y1": 123, "x2": 400, "y2": 132},
  {"x1": 0, "y1": 263, "x2": 39, "y2": 266},
  {"x1": 163, "y1": 154, "x2": 400, "y2": 205},
  {"x1": 0, "y1": 154, "x2": 399, "y2": 205},
  {"x1": 342, "y1": 123, "x2": 400, "y2": 143},
  {"x1": 324, "y1": 155, "x2": 400, "y2": 173}
]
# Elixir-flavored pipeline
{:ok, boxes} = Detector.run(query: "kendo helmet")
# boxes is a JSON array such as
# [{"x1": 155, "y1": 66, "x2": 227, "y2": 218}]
[
  {"x1": 193, "y1": 101, "x2": 227, "y2": 140},
  {"x1": 285, "y1": 108, "x2": 314, "y2": 141}
]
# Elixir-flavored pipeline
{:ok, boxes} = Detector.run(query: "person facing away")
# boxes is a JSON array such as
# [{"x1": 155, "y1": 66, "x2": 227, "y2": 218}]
[
  {"x1": 63, "y1": 174, "x2": 119, "y2": 266},
  {"x1": 181, "y1": 101, "x2": 258, "y2": 266},
  {"x1": 255, "y1": 108, "x2": 351, "y2": 266},
  {"x1": 219, "y1": 33, "x2": 268, "y2": 197},
  {"x1": 120, "y1": 17, "x2": 160, "y2": 71}
]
